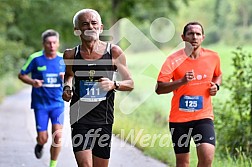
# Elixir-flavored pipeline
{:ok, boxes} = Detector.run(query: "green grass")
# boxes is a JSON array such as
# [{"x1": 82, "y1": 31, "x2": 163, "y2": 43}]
[
  {"x1": 113, "y1": 44, "x2": 252, "y2": 167},
  {"x1": 113, "y1": 49, "x2": 175, "y2": 165}
]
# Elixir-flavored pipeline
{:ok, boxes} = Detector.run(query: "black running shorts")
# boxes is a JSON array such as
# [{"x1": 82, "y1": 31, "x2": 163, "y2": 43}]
[
  {"x1": 169, "y1": 118, "x2": 215, "y2": 154},
  {"x1": 71, "y1": 124, "x2": 112, "y2": 159}
]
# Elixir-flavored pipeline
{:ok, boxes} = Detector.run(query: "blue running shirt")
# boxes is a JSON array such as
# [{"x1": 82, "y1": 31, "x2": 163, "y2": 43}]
[{"x1": 20, "y1": 51, "x2": 65, "y2": 109}]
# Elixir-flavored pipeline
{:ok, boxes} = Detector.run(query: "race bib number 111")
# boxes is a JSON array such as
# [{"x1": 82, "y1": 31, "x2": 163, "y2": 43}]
[{"x1": 79, "y1": 80, "x2": 107, "y2": 102}]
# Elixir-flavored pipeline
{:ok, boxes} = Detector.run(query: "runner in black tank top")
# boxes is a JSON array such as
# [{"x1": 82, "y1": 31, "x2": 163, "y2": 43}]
[
  {"x1": 70, "y1": 43, "x2": 117, "y2": 126},
  {"x1": 62, "y1": 8, "x2": 134, "y2": 166}
]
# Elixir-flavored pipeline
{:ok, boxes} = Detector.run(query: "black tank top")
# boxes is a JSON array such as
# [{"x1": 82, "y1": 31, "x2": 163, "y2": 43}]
[{"x1": 70, "y1": 43, "x2": 117, "y2": 126}]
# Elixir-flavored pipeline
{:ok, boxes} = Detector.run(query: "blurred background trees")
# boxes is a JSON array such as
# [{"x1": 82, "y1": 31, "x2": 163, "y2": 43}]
[{"x1": 2, "y1": 0, "x2": 252, "y2": 55}]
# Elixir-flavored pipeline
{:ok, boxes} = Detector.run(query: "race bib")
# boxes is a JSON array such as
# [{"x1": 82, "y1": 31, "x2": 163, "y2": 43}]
[
  {"x1": 42, "y1": 73, "x2": 61, "y2": 87},
  {"x1": 79, "y1": 80, "x2": 107, "y2": 102},
  {"x1": 179, "y1": 95, "x2": 203, "y2": 112}
]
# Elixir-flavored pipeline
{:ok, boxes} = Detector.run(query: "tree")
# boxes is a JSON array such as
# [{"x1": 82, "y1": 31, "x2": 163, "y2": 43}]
[
  {"x1": 0, "y1": 1, "x2": 33, "y2": 77},
  {"x1": 213, "y1": 0, "x2": 252, "y2": 45},
  {"x1": 109, "y1": 0, "x2": 189, "y2": 45}
]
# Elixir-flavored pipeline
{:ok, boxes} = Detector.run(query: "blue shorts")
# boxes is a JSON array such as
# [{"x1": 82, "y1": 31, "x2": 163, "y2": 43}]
[{"x1": 34, "y1": 107, "x2": 64, "y2": 132}]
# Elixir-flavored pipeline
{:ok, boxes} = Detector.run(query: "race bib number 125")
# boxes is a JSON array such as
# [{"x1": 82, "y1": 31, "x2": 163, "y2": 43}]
[{"x1": 179, "y1": 95, "x2": 203, "y2": 112}]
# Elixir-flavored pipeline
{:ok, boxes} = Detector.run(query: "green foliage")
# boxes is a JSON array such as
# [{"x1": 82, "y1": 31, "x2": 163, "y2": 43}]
[
  {"x1": 213, "y1": 149, "x2": 252, "y2": 167},
  {"x1": 0, "y1": 38, "x2": 33, "y2": 76},
  {"x1": 0, "y1": 75, "x2": 25, "y2": 102},
  {"x1": 203, "y1": 25, "x2": 221, "y2": 44},
  {"x1": 215, "y1": 47, "x2": 252, "y2": 158},
  {"x1": 213, "y1": 0, "x2": 252, "y2": 45}
]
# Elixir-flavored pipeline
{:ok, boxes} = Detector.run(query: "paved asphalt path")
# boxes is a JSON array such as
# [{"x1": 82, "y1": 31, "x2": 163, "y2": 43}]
[{"x1": 0, "y1": 88, "x2": 168, "y2": 167}]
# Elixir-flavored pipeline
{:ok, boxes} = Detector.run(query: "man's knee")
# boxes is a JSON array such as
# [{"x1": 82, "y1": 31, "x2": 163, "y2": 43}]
[
  {"x1": 75, "y1": 150, "x2": 92, "y2": 167},
  {"x1": 176, "y1": 153, "x2": 190, "y2": 167},
  {"x1": 52, "y1": 130, "x2": 62, "y2": 144},
  {"x1": 37, "y1": 132, "x2": 48, "y2": 145},
  {"x1": 197, "y1": 143, "x2": 215, "y2": 167}
]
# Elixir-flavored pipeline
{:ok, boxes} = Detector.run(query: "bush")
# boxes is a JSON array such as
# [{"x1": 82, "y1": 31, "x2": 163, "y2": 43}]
[{"x1": 215, "y1": 47, "x2": 252, "y2": 158}]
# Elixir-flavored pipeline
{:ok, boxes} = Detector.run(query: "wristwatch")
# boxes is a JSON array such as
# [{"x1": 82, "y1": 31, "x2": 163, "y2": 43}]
[
  {"x1": 215, "y1": 83, "x2": 220, "y2": 91},
  {"x1": 114, "y1": 81, "x2": 120, "y2": 90}
]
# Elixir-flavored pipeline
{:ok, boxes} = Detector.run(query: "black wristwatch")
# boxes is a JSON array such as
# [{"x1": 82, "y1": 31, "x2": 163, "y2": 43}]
[
  {"x1": 114, "y1": 81, "x2": 120, "y2": 90},
  {"x1": 215, "y1": 83, "x2": 220, "y2": 91}
]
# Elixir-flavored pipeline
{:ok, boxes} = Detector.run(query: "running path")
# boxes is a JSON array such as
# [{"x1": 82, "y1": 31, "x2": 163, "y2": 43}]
[{"x1": 0, "y1": 88, "x2": 168, "y2": 167}]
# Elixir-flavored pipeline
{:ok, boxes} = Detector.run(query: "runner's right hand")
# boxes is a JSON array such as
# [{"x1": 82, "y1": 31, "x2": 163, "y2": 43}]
[
  {"x1": 62, "y1": 87, "x2": 72, "y2": 102},
  {"x1": 32, "y1": 79, "x2": 44, "y2": 88}
]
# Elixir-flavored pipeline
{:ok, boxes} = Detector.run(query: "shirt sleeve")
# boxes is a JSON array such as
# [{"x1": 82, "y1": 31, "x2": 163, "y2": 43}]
[
  {"x1": 20, "y1": 56, "x2": 35, "y2": 75},
  {"x1": 213, "y1": 54, "x2": 222, "y2": 77},
  {"x1": 157, "y1": 57, "x2": 174, "y2": 82}
]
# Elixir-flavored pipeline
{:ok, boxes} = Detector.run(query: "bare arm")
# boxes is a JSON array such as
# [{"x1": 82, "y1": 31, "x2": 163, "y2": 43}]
[
  {"x1": 62, "y1": 49, "x2": 75, "y2": 102},
  {"x1": 155, "y1": 71, "x2": 194, "y2": 95},
  {"x1": 63, "y1": 49, "x2": 74, "y2": 87},
  {"x1": 156, "y1": 79, "x2": 185, "y2": 95},
  {"x1": 18, "y1": 73, "x2": 43, "y2": 88},
  {"x1": 99, "y1": 44, "x2": 134, "y2": 91},
  {"x1": 112, "y1": 45, "x2": 134, "y2": 91},
  {"x1": 212, "y1": 74, "x2": 222, "y2": 86}
]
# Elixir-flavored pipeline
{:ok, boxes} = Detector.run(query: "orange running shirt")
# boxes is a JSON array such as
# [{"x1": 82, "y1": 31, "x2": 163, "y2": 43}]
[{"x1": 157, "y1": 48, "x2": 222, "y2": 123}]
